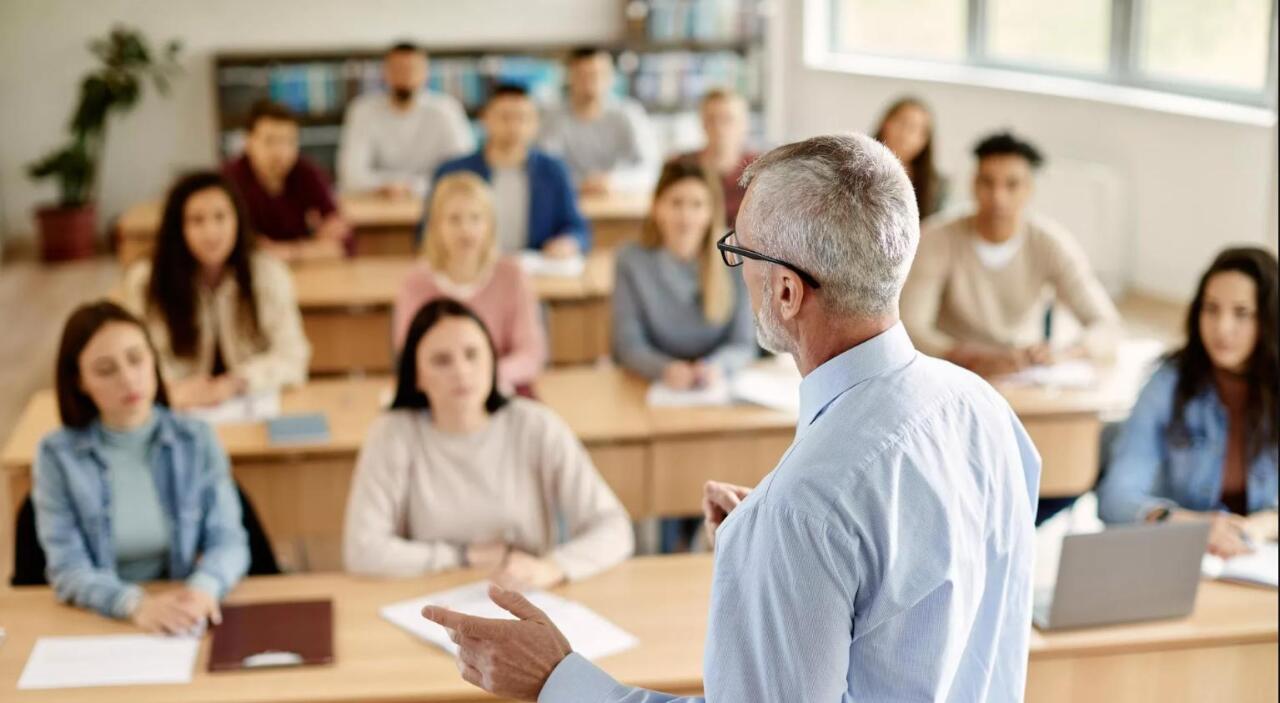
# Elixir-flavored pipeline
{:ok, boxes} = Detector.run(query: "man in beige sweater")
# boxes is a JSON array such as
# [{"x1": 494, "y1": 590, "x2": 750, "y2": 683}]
[{"x1": 902, "y1": 132, "x2": 1120, "y2": 376}]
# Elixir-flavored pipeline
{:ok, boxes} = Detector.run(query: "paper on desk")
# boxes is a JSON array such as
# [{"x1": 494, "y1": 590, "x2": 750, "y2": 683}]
[
  {"x1": 646, "y1": 376, "x2": 732, "y2": 407},
  {"x1": 18, "y1": 634, "x2": 199, "y2": 689},
  {"x1": 381, "y1": 582, "x2": 637, "y2": 661},
  {"x1": 519, "y1": 251, "x2": 586, "y2": 278},
  {"x1": 998, "y1": 360, "x2": 1097, "y2": 389},
  {"x1": 731, "y1": 357, "x2": 801, "y2": 414},
  {"x1": 183, "y1": 392, "x2": 281, "y2": 425},
  {"x1": 1202, "y1": 542, "x2": 1279, "y2": 588}
]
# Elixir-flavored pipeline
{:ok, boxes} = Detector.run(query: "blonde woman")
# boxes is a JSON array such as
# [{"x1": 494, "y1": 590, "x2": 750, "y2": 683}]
[
  {"x1": 612, "y1": 159, "x2": 756, "y2": 389},
  {"x1": 392, "y1": 172, "x2": 547, "y2": 390}
]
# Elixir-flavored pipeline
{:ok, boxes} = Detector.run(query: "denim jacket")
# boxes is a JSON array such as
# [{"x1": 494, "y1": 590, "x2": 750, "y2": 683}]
[
  {"x1": 1098, "y1": 361, "x2": 1279, "y2": 524},
  {"x1": 32, "y1": 407, "x2": 249, "y2": 619}
]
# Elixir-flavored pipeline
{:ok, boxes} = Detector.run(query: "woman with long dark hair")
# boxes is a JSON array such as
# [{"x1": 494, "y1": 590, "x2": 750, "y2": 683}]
[
  {"x1": 343, "y1": 298, "x2": 632, "y2": 587},
  {"x1": 1099, "y1": 247, "x2": 1278, "y2": 556},
  {"x1": 873, "y1": 97, "x2": 948, "y2": 220},
  {"x1": 34, "y1": 301, "x2": 248, "y2": 630},
  {"x1": 122, "y1": 170, "x2": 310, "y2": 409}
]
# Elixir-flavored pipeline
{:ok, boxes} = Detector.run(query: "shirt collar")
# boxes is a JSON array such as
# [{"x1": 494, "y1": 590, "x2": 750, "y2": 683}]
[{"x1": 797, "y1": 322, "x2": 917, "y2": 429}]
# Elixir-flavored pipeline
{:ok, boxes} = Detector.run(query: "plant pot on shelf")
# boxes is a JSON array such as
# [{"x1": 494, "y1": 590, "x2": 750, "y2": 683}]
[{"x1": 35, "y1": 203, "x2": 97, "y2": 262}]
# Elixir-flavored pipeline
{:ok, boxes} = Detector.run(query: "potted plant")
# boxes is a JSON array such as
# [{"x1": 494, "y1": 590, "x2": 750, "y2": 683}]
[{"x1": 27, "y1": 26, "x2": 181, "y2": 262}]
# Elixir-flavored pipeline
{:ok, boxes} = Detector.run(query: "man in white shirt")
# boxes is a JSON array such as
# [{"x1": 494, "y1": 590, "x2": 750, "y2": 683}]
[
  {"x1": 538, "y1": 47, "x2": 660, "y2": 195},
  {"x1": 337, "y1": 42, "x2": 475, "y2": 198}
]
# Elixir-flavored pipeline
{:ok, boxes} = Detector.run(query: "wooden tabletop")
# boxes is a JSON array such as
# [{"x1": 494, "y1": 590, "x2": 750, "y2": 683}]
[
  {"x1": 289, "y1": 251, "x2": 616, "y2": 310},
  {"x1": 1, "y1": 551, "x2": 1273, "y2": 702},
  {"x1": 0, "y1": 555, "x2": 711, "y2": 703},
  {"x1": 117, "y1": 192, "x2": 651, "y2": 241},
  {"x1": 1, "y1": 358, "x2": 1153, "y2": 476}
]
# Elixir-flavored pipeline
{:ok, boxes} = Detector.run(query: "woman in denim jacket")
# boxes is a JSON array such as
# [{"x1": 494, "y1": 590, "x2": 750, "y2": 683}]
[
  {"x1": 1098, "y1": 247, "x2": 1278, "y2": 557},
  {"x1": 33, "y1": 301, "x2": 249, "y2": 632}
]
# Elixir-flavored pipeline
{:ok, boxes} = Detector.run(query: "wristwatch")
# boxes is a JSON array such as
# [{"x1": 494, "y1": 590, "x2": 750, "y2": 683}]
[{"x1": 1147, "y1": 506, "x2": 1172, "y2": 523}]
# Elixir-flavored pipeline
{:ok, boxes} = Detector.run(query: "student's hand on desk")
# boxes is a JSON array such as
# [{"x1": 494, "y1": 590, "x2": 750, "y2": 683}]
[
  {"x1": 662, "y1": 361, "x2": 698, "y2": 390},
  {"x1": 491, "y1": 552, "x2": 566, "y2": 592},
  {"x1": 702, "y1": 480, "x2": 751, "y2": 548},
  {"x1": 378, "y1": 182, "x2": 413, "y2": 199},
  {"x1": 1244, "y1": 510, "x2": 1279, "y2": 544},
  {"x1": 313, "y1": 214, "x2": 351, "y2": 243},
  {"x1": 1023, "y1": 343, "x2": 1054, "y2": 367},
  {"x1": 692, "y1": 361, "x2": 721, "y2": 387},
  {"x1": 578, "y1": 174, "x2": 609, "y2": 196},
  {"x1": 541, "y1": 236, "x2": 580, "y2": 260},
  {"x1": 422, "y1": 584, "x2": 571, "y2": 701},
  {"x1": 465, "y1": 541, "x2": 509, "y2": 571},
  {"x1": 169, "y1": 377, "x2": 222, "y2": 409},
  {"x1": 1173, "y1": 510, "x2": 1254, "y2": 558},
  {"x1": 131, "y1": 588, "x2": 220, "y2": 635}
]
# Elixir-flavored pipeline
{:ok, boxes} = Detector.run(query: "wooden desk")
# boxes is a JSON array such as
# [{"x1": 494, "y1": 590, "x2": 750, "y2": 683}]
[
  {"x1": 292, "y1": 252, "x2": 615, "y2": 373},
  {"x1": 1, "y1": 554, "x2": 1273, "y2": 703},
  {"x1": 1, "y1": 360, "x2": 1149, "y2": 575},
  {"x1": 0, "y1": 555, "x2": 711, "y2": 703},
  {"x1": 114, "y1": 192, "x2": 649, "y2": 268}
]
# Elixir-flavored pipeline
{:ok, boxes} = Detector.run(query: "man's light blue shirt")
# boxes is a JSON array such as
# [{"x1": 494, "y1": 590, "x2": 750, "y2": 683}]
[{"x1": 540, "y1": 323, "x2": 1041, "y2": 702}]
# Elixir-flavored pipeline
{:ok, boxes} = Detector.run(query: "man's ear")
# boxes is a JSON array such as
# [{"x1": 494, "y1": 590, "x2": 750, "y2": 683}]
[{"x1": 776, "y1": 269, "x2": 805, "y2": 322}]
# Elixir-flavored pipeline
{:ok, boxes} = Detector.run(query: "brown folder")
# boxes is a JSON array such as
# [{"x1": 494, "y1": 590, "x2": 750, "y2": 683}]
[{"x1": 208, "y1": 599, "x2": 334, "y2": 672}]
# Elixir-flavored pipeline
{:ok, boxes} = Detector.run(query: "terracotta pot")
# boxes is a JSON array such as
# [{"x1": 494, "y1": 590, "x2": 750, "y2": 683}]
[{"x1": 34, "y1": 203, "x2": 97, "y2": 262}]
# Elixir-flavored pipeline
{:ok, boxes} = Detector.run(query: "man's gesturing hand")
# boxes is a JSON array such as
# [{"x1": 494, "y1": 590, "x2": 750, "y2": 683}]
[
  {"x1": 703, "y1": 480, "x2": 752, "y2": 548},
  {"x1": 421, "y1": 584, "x2": 573, "y2": 701}
]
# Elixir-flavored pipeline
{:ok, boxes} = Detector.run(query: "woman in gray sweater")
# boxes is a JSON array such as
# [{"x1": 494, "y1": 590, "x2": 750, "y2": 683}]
[{"x1": 612, "y1": 159, "x2": 757, "y2": 389}]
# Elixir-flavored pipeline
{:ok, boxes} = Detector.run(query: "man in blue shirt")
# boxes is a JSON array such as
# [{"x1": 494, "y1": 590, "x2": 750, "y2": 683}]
[
  {"x1": 427, "y1": 83, "x2": 590, "y2": 258},
  {"x1": 424, "y1": 133, "x2": 1041, "y2": 701}
]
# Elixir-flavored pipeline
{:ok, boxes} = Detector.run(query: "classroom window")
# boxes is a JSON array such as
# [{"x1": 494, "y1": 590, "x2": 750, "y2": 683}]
[
  {"x1": 833, "y1": 0, "x2": 967, "y2": 61},
  {"x1": 828, "y1": 0, "x2": 1278, "y2": 106},
  {"x1": 1135, "y1": 0, "x2": 1274, "y2": 92}
]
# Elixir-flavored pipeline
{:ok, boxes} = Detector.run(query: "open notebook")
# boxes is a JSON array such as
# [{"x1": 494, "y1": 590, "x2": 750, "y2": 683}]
[{"x1": 1202, "y1": 542, "x2": 1279, "y2": 588}]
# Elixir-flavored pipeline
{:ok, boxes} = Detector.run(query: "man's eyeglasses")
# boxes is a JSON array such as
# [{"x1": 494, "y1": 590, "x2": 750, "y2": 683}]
[{"x1": 716, "y1": 230, "x2": 821, "y2": 289}]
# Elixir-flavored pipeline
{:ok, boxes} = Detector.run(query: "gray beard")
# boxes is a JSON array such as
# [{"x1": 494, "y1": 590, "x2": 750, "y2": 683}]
[{"x1": 755, "y1": 278, "x2": 795, "y2": 355}]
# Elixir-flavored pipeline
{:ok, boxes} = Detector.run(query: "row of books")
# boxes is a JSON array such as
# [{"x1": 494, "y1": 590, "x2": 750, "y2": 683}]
[
  {"x1": 630, "y1": 0, "x2": 765, "y2": 43},
  {"x1": 216, "y1": 49, "x2": 762, "y2": 126}
]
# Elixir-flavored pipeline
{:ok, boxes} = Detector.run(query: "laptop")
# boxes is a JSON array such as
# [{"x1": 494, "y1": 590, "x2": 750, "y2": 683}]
[{"x1": 1034, "y1": 521, "x2": 1210, "y2": 631}]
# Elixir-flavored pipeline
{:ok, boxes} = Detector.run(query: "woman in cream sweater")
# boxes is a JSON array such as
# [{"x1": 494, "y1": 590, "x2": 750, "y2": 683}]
[{"x1": 344, "y1": 298, "x2": 633, "y2": 588}]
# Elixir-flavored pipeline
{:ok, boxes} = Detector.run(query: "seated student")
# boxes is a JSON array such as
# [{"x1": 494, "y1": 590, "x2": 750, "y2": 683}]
[
  {"x1": 901, "y1": 131, "x2": 1121, "y2": 376},
  {"x1": 123, "y1": 171, "x2": 311, "y2": 409},
  {"x1": 33, "y1": 301, "x2": 249, "y2": 631},
  {"x1": 538, "y1": 47, "x2": 660, "y2": 195},
  {"x1": 393, "y1": 172, "x2": 546, "y2": 390},
  {"x1": 223, "y1": 100, "x2": 352, "y2": 261},
  {"x1": 873, "y1": 96, "x2": 948, "y2": 219},
  {"x1": 343, "y1": 299, "x2": 633, "y2": 587},
  {"x1": 675, "y1": 88, "x2": 758, "y2": 228},
  {"x1": 613, "y1": 160, "x2": 756, "y2": 388},
  {"x1": 1098, "y1": 247, "x2": 1278, "y2": 557},
  {"x1": 432, "y1": 83, "x2": 589, "y2": 258},
  {"x1": 337, "y1": 41, "x2": 474, "y2": 198}
]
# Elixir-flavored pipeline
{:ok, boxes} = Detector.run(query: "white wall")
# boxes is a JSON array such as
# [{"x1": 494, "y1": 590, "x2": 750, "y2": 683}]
[
  {"x1": 0, "y1": 0, "x2": 622, "y2": 250},
  {"x1": 773, "y1": 0, "x2": 1279, "y2": 303}
]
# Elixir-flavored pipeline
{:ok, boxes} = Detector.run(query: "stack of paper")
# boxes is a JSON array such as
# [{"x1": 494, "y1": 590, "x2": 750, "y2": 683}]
[
  {"x1": 999, "y1": 360, "x2": 1097, "y2": 389},
  {"x1": 381, "y1": 582, "x2": 637, "y2": 661},
  {"x1": 519, "y1": 252, "x2": 586, "y2": 278},
  {"x1": 1202, "y1": 542, "x2": 1278, "y2": 588},
  {"x1": 18, "y1": 634, "x2": 200, "y2": 690},
  {"x1": 646, "y1": 376, "x2": 732, "y2": 407},
  {"x1": 184, "y1": 392, "x2": 281, "y2": 425}
]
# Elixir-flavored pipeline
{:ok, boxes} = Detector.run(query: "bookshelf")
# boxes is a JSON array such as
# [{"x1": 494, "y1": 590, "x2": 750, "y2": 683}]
[{"x1": 212, "y1": 0, "x2": 769, "y2": 177}]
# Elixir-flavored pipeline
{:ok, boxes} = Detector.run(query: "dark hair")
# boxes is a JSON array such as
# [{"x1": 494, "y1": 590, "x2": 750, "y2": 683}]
[
  {"x1": 1169, "y1": 246, "x2": 1279, "y2": 460},
  {"x1": 487, "y1": 82, "x2": 529, "y2": 105},
  {"x1": 147, "y1": 170, "x2": 261, "y2": 359},
  {"x1": 973, "y1": 131, "x2": 1044, "y2": 170},
  {"x1": 391, "y1": 299, "x2": 509, "y2": 414},
  {"x1": 874, "y1": 97, "x2": 940, "y2": 218},
  {"x1": 56, "y1": 301, "x2": 170, "y2": 429},
  {"x1": 568, "y1": 46, "x2": 608, "y2": 63},
  {"x1": 387, "y1": 41, "x2": 422, "y2": 56},
  {"x1": 246, "y1": 99, "x2": 298, "y2": 132}
]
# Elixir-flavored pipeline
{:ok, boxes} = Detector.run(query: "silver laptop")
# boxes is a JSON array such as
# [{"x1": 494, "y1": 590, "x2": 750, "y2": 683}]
[{"x1": 1034, "y1": 521, "x2": 1211, "y2": 631}]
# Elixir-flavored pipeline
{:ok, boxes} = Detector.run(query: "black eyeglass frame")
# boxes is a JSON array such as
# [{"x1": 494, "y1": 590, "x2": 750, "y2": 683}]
[{"x1": 716, "y1": 229, "x2": 822, "y2": 289}]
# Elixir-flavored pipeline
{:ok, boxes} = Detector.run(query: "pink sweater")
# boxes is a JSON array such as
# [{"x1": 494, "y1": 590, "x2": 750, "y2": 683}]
[{"x1": 392, "y1": 257, "x2": 548, "y2": 388}]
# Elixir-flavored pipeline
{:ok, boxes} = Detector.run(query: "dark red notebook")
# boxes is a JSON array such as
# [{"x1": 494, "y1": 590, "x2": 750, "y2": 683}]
[{"x1": 208, "y1": 600, "x2": 334, "y2": 672}]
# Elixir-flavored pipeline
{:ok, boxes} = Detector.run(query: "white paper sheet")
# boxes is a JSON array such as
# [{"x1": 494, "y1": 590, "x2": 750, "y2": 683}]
[
  {"x1": 519, "y1": 252, "x2": 586, "y2": 278},
  {"x1": 17, "y1": 634, "x2": 199, "y2": 690},
  {"x1": 381, "y1": 582, "x2": 637, "y2": 661},
  {"x1": 1202, "y1": 542, "x2": 1279, "y2": 588},
  {"x1": 645, "y1": 376, "x2": 732, "y2": 407},
  {"x1": 731, "y1": 357, "x2": 802, "y2": 414},
  {"x1": 182, "y1": 392, "x2": 281, "y2": 425},
  {"x1": 998, "y1": 360, "x2": 1098, "y2": 389}
]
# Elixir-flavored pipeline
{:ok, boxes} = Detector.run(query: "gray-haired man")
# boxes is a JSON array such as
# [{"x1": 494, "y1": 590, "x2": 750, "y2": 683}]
[{"x1": 424, "y1": 133, "x2": 1041, "y2": 702}]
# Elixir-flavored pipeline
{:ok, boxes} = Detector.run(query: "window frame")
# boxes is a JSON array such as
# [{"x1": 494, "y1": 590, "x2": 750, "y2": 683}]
[{"x1": 826, "y1": 0, "x2": 1279, "y2": 110}]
